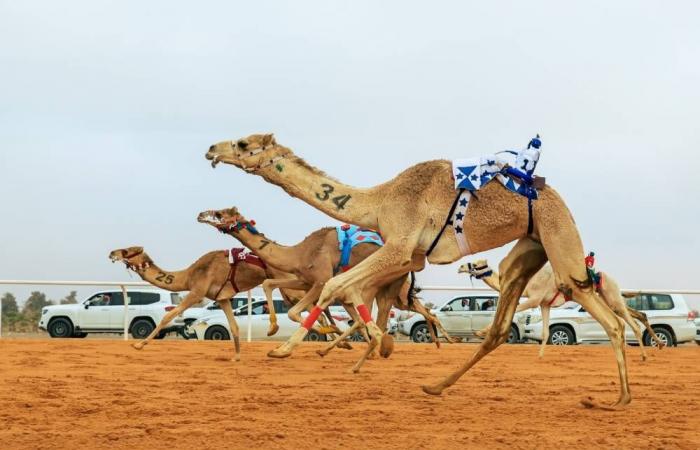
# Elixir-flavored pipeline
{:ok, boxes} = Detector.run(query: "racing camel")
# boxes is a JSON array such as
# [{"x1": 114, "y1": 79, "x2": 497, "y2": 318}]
[
  {"x1": 109, "y1": 246, "x2": 310, "y2": 360},
  {"x1": 459, "y1": 260, "x2": 665, "y2": 359},
  {"x1": 197, "y1": 206, "x2": 457, "y2": 369},
  {"x1": 206, "y1": 133, "x2": 632, "y2": 409}
]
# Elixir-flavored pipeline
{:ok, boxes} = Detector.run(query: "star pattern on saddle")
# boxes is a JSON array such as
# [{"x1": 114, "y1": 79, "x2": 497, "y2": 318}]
[{"x1": 451, "y1": 190, "x2": 471, "y2": 240}]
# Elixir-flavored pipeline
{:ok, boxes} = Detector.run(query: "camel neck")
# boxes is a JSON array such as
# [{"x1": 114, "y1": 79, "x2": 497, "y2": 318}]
[
  {"x1": 133, "y1": 256, "x2": 190, "y2": 291},
  {"x1": 479, "y1": 271, "x2": 501, "y2": 292},
  {"x1": 253, "y1": 151, "x2": 378, "y2": 229},
  {"x1": 224, "y1": 227, "x2": 298, "y2": 273}
]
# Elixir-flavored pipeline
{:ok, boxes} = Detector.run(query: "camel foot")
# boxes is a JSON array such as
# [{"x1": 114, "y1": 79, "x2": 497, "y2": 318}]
[
  {"x1": 380, "y1": 334, "x2": 394, "y2": 358},
  {"x1": 131, "y1": 342, "x2": 145, "y2": 350},
  {"x1": 266, "y1": 323, "x2": 280, "y2": 337},
  {"x1": 267, "y1": 348, "x2": 292, "y2": 359},
  {"x1": 474, "y1": 330, "x2": 487, "y2": 338},
  {"x1": 448, "y1": 336, "x2": 463, "y2": 343},
  {"x1": 580, "y1": 396, "x2": 627, "y2": 411},
  {"x1": 640, "y1": 353, "x2": 647, "y2": 362},
  {"x1": 433, "y1": 339, "x2": 441, "y2": 349},
  {"x1": 316, "y1": 349, "x2": 327, "y2": 357},
  {"x1": 421, "y1": 384, "x2": 445, "y2": 396},
  {"x1": 336, "y1": 341, "x2": 353, "y2": 350}
]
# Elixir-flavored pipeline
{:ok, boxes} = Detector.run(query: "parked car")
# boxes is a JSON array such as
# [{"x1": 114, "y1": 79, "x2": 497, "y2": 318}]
[
  {"x1": 523, "y1": 293, "x2": 697, "y2": 346},
  {"x1": 397, "y1": 295, "x2": 526, "y2": 344},
  {"x1": 189, "y1": 298, "x2": 343, "y2": 341},
  {"x1": 694, "y1": 316, "x2": 700, "y2": 345},
  {"x1": 39, "y1": 289, "x2": 183, "y2": 339},
  {"x1": 182, "y1": 294, "x2": 266, "y2": 326}
]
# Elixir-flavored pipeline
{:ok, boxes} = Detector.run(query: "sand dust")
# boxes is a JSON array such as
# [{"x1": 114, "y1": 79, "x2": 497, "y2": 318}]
[{"x1": 0, "y1": 339, "x2": 698, "y2": 449}]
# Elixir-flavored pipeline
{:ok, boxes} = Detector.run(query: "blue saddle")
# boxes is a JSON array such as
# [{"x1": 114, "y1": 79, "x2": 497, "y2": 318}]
[{"x1": 335, "y1": 225, "x2": 383, "y2": 273}]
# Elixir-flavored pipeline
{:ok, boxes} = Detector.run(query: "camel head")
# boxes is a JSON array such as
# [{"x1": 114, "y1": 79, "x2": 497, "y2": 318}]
[
  {"x1": 458, "y1": 259, "x2": 493, "y2": 279},
  {"x1": 206, "y1": 133, "x2": 287, "y2": 171},
  {"x1": 197, "y1": 207, "x2": 260, "y2": 235},
  {"x1": 108, "y1": 246, "x2": 152, "y2": 271}
]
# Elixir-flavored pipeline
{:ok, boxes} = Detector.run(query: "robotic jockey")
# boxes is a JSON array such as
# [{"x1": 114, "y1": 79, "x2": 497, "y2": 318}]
[{"x1": 502, "y1": 134, "x2": 542, "y2": 184}]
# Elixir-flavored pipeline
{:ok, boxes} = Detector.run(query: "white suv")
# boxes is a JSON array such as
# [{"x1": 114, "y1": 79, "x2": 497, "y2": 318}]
[
  {"x1": 524, "y1": 293, "x2": 697, "y2": 346},
  {"x1": 181, "y1": 294, "x2": 267, "y2": 328},
  {"x1": 39, "y1": 289, "x2": 182, "y2": 339},
  {"x1": 397, "y1": 295, "x2": 527, "y2": 344}
]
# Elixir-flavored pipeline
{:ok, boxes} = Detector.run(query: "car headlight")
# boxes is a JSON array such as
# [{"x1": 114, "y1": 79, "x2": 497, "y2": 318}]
[{"x1": 42, "y1": 308, "x2": 48, "y2": 315}]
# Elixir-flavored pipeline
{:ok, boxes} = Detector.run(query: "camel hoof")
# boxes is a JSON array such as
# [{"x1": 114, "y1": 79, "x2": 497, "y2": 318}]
[
  {"x1": 267, "y1": 323, "x2": 280, "y2": 337},
  {"x1": 380, "y1": 334, "x2": 394, "y2": 358},
  {"x1": 580, "y1": 396, "x2": 626, "y2": 411},
  {"x1": 234, "y1": 354, "x2": 241, "y2": 362},
  {"x1": 267, "y1": 348, "x2": 292, "y2": 359},
  {"x1": 336, "y1": 341, "x2": 353, "y2": 350},
  {"x1": 421, "y1": 384, "x2": 444, "y2": 396},
  {"x1": 315, "y1": 350, "x2": 327, "y2": 358},
  {"x1": 449, "y1": 337, "x2": 462, "y2": 343},
  {"x1": 131, "y1": 343, "x2": 144, "y2": 350},
  {"x1": 474, "y1": 330, "x2": 486, "y2": 338}
]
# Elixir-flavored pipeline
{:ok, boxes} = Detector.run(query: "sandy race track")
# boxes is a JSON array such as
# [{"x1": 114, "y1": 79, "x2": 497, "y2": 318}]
[{"x1": 0, "y1": 339, "x2": 698, "y2": 449}]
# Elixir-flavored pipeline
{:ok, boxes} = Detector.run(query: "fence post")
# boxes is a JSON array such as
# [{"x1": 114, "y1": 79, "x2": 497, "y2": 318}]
[
  {"x1": 247, "y1": 290, "x2": 252, "y2": 342},
  {"x1": 121, "y1": 285, "x2": 129, "y2": 341}
]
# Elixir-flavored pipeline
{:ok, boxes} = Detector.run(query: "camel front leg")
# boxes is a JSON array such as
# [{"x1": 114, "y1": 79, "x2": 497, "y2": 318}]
[
  {"x1": 626, "y1": 307, "x2": 665, "y2": 349},
  {"x1": 423, "y1": 238, "x2": 547, "y2": 395},
  {"x1": 132, "y1": 290, "x2": 204, "y2": 350},
  {"x1": 262, "y1": 278, "x2": 309, "y2": 336},
  {"x1": 220, "y1": 298, "x2": 241, "y2": 361},
  {"x1": 538, "y1": 304, "x2": 551, "y2": 358},
  {"x1": 410, "y1": 301, "x2": 458, "y2": 344},
  {"x1": 267, "y1": 282, "x2": 325, "y2": 358}
]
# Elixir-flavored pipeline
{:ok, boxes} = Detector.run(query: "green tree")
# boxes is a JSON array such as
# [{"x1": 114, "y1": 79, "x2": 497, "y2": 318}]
[
  {"x1": 22, "y1": 291, "x2": 53, "y2": 324},
  {"x1": 1, "y1": 292, "x2": 19, "y2": 315},
  {"x1": 60, "y1": 290, "x2": 78, "y2": 304}
]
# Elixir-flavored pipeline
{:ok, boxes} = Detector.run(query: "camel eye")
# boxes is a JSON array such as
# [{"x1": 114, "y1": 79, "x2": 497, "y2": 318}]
[
  {"x1": 238, "y1": 140, "x2": 248, "y2": 149},
  {"x1": 215, "y1": 212, "x2": 222, "y2": 219}
]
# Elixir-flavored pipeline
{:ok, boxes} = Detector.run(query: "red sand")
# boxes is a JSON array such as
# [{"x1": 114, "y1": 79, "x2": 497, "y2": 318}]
[{"x1": 1, "y1": 339, "x2": 698, "y2": 449}]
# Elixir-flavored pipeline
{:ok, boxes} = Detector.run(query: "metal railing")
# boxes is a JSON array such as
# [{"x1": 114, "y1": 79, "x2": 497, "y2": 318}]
[{"x1": 1, "y1": 280, "x2": 698, "y2": 339}]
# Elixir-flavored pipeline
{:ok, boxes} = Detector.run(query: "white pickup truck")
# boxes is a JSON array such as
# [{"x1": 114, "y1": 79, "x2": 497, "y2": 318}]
[{"x1": 38, "y1": 289, "x2": 183, "y2": 339}]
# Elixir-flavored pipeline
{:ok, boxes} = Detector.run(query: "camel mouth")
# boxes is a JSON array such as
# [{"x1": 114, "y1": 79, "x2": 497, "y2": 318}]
[
  {"x1": 210, "y1": 154, "x2": 221, "y2": 168},
  {"x1": 197, "y1": 211, "x2": 222, "y2": 226}
]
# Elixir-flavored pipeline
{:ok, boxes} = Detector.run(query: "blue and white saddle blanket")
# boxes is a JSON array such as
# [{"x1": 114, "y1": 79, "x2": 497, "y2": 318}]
[
  {"x1": 450, "y1": 145, "x2": 542, "y2": 256},
  {"x1": 335, "y1": 225, "x2": 383, "y2": 273}
]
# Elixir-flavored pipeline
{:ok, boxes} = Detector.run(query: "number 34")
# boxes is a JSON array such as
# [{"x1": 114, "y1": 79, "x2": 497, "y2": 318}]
[{"x1": 315, "y1": 183, "x2": 351, "y2": 210}]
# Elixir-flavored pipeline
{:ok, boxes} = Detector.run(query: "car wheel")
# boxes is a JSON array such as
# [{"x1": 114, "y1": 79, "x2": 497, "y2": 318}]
[
  {"x1": 507, "y1": 325, "x2": 519, "y2": 344},
  {"x1": 304, "y1": 330, "x2": 327, "y2": 342},
  {"x1": 72, "y1": 332, "x2": 88, "y2": 338},
  {"x1": 644, "y1": 327, "x2": 673, "y2": 347},
  {"x1": 411, "y1": 323, "x2": 433, "y2": 343},
  {"x1": 131, "y1": 319, "x2": 155, "y2": 339},
  {"x1": 548, "y1": 325, "x2": 574, "y2": 345},
  {"x1": 48, "y1": 318, "x2": 73, "y2": 338},
  {"x1": 348, "y1": 331, "x2": 365, "y2": 342},
  {"x1": 154, "y1": 331, "x2": 167, "y2": 340},
  {"x1": 204, "y1": 325, "x2": 230, "y2": 340}
]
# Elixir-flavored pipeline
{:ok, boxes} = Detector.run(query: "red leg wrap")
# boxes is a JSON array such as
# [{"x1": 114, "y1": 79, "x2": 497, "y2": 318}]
[
  {"x1": 356, "y1": 304, "x2": 372, "y2": 323},
  {"x1": 302, "y1": 306, "x2": 323, "y2": 330}
]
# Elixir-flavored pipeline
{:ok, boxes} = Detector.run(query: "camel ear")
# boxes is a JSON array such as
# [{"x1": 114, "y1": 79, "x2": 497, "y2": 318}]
[
  {"x1": 237, "y1": 139, "x2": 249, "y2": 149},
  {"x1": 263, "y1": 133, "x2": 276, "y2": 146}
]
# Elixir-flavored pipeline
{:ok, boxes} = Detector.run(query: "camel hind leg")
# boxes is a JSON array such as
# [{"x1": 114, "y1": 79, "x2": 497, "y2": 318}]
[
  {"x1": 423, "y1": 237, "x2": 547, "y2": 395},
  {"x1": 538, "y1": 304, "x2": 551, "y2": 358},
  {"x1": 220, "y1": 298, "x2": 241, "y2": 361}
]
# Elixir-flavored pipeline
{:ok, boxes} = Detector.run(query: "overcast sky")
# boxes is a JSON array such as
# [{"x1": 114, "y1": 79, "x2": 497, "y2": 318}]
[{"x1": 1, "y1": 1, "x2": 698, "y2": 308}]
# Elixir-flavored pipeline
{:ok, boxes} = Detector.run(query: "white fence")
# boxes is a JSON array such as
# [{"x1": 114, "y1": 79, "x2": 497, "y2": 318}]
[{"x1": 1, "y1": 280, "x2": 699, "y2": 340}]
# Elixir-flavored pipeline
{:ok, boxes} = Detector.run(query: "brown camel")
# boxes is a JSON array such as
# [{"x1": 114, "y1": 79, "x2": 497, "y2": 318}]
[
  {"x1": 108, "y1": 246, "x2": 306, "y2": 360},
  {"x1": 459, "y1": 260, "x2": 665, "y2": 359},
  {"x1": 197, "y1": 207, "x2": 457, "y2": 369},
  {"x1": 206, "y1": 133, "x2": 632, "y2": 409}
]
